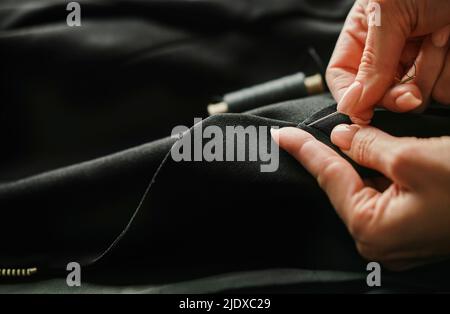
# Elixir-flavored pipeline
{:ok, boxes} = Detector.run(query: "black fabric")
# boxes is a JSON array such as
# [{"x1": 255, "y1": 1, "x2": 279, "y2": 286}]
[
  {"x1": 2, "y1": 96, "x2": 450, "y2": 293},
  {"x1": 0, "y1": 0, "x2": 349, "y2": 180},
  {"x1": 1, "y1": 0, "x2": 450, "y2": 293}
]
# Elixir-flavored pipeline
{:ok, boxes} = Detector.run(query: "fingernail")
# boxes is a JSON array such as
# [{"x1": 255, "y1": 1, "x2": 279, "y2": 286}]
[
  {"x1": 337, "y1": 81, "x2": 363, "y2": 114},
  {"x1": 395, "y1": 92, "x2": 422, "y2": 110},
  {"x1": 331, "y1": 124, "x2": 360, "y2": 150},
  {"x1": 270, "y1": 127, "x2": 280, "y2": 144}
]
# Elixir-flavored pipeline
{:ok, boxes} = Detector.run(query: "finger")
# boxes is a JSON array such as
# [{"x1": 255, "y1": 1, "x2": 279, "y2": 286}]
[
  {"x1": 379, "y1": 83, "x2": 423, "y2": 112},
  {"x1": 432, "y1": 25, "x2": 450, "y2": 48},
  {"x1": 414, "y1": 1, "x2": 450, "y2": 36},
  {"x1": 411, "y1": 36, "x2": 449, "y2": 110},
  {"x1": 271, "y1": 127, "x2": 374, "y2": 225},
  {"x1": 377, "y1": 40, "x2": 424, "y2": 113},
  {"x1": 432, "y1": 50, "x2": 450, "y2": 105},
  {"x1": 336, "y1": 1, "x2": 409, "y2": 121},
  {"x1": 326, "y1": 2, "x2": 366, "y2": 103},
  {"x1": 330, "y1": 124, "x2": 415, "y2": 188}
]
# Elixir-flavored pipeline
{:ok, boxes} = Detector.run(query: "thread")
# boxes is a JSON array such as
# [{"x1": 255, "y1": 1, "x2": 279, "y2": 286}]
[{"x1": 90, "y1": 120, "x2": 204, "y2": 264}]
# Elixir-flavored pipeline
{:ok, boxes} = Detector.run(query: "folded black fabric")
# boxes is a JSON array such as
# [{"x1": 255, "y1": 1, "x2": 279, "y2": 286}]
[
  {"x1": 2, "y1": 0, "x2": 450, "y2": 294},
  {"x1": 2, "y1": 95, "x2": 450, "y2": 293},
  {"x1": 0, "y1": 0, "x2": 350, "y2": 180}
]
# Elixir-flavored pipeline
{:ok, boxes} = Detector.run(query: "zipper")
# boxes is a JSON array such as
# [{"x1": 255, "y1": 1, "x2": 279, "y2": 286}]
[{"x1": 0, "y1": 267, "x2": 37, "y2": 277}]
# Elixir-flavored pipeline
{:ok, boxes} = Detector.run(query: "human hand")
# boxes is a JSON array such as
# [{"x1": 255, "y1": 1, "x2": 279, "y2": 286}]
[
  {"x1": 327, "y1": 0, "x2": 450, "y2": 123},
  {"x1": 271, "y1": 126, "x2": 450, "y2": 270}
]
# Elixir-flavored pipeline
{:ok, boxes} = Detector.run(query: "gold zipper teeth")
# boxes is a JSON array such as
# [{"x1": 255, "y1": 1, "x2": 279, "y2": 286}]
[{"x1": 0, "y1": 267, "x2": 37, "y2": 277}]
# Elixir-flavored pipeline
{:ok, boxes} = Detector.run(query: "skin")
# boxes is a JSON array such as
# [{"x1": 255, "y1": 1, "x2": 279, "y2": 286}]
[
  {"x1": 328, "y1": 0, "x2": 450, "y2": 122},
  {"x1": 272, "y1": 0, "x2": 450, "y2": 270}
]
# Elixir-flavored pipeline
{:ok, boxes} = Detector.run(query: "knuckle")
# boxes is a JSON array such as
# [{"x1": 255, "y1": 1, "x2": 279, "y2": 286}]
[
  {"x1": 360, "y1": 45, "x2": 377, "y2": 70},
  {"x1": 317, "y1": 157, "x2": 342, "y2": 190},
  {"x1": 358, "y1": 46, "x2": 392, "y2": 81},
  {"x1": 297, "y1": 136, "x2": 317, "y2": 155},
  {"x1": 348, "y1": 208, "x2": 372, "y2": 240},
  {"x1": 347, "y1": 194, "x2": 376, "y2": 241},
  {"x1": 347, "y1": 190, "x2": 378, "y2": 239},
  {"x1": 389, "y1": 154, "x2": 405, "y2": 176},
  {"x1": 352, "y1": 129, "x2": 377, "y2": 166},
  {"x1": 389, "y1": 143, "x2": 416, "y2": 177}
]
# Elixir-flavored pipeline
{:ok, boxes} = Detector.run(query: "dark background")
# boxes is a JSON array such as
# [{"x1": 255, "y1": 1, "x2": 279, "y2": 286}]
[{"x1": 0, "y1": 0, "x2": 352, "y2": 180}]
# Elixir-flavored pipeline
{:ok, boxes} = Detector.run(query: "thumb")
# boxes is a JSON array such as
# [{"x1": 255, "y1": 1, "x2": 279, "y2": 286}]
[
  {"x1": 337, "y1": 1, "x2": 408, "y2": 122},
  {"x1": 330, "y1": 124, "x2": 417, "y2": 189}
]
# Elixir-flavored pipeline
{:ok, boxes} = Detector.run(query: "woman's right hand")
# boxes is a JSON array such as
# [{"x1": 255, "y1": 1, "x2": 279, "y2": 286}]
[{"x1": 326, "y1": 0, "x2": 450, "y2": 124}]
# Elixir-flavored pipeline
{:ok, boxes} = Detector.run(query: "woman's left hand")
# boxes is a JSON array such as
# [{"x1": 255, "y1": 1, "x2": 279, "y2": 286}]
[{"x1": 271, "y1": 125, "x2": 450, "y2": 270}]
